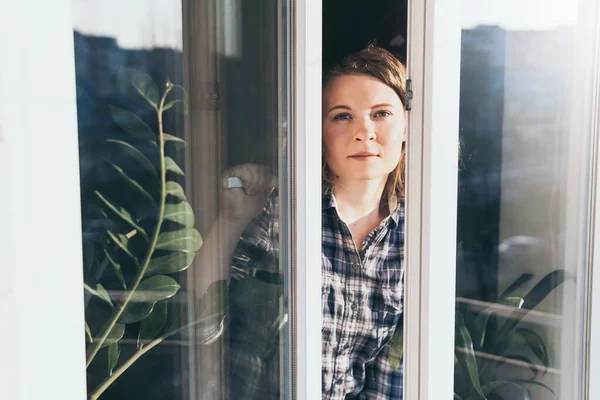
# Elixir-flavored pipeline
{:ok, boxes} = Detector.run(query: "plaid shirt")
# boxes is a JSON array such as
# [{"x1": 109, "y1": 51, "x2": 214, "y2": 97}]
[{"x1": 228, "y1": 185, "x2": 405, "y2": 399}]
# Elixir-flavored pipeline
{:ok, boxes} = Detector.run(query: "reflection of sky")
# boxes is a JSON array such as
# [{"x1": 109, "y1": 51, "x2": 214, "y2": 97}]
[
  {"x1": 71, "y1": 0, "x2": 578, "y2": 50},
  {"x1": 462, "y1": 0, "x2": 578, "y2": 30},
  {"x1": 72, "y1": 0, "x2": 182, "y2": 50}
]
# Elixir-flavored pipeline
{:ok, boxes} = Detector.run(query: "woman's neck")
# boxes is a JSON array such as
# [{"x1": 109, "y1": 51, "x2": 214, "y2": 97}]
[{"x1": 333, "y1": 177, "x2": 387, "y2": 225}]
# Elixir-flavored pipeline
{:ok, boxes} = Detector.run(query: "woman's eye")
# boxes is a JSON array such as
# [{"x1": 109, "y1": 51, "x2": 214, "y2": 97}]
[
  {"x1": 374, "y1": 110, "x2": 392, "y2": 118},
  {"x1": 333, "y1": 113, "x2": 352, "y2": 121}
]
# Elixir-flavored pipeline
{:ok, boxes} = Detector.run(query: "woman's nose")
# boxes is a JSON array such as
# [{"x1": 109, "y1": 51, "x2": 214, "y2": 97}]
[{"x1": 354, "y1": 119, "x2": 376, "y2": 141}]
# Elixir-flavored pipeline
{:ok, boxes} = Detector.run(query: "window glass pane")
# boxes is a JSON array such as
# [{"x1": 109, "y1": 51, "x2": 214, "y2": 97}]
[
  {"x1": 73, "y1": 1, "x2": 291, "y2": 399},
  {"x1": 455, "y1": 1, "x2": 596, "y2": 399}
]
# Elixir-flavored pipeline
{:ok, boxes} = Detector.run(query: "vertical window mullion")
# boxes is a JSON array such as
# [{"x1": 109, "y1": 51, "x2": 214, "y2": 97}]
[
  {"x1": 585, "y1": 0, "x2": 600, "y2": 396},
  {"x1": 404, "y1": 0, "x2": 461, "y2": 398},
  {"x1": 0, "y1": 1, "x2": 86, "y2": 399},
  {"x1": 292, "y1": 0, "x2": 322, "y2": 398}
]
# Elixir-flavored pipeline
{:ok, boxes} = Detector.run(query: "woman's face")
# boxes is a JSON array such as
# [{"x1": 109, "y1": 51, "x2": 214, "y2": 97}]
[{"x1": 322, "y1": 74, "x2": 406, "y2": 185}]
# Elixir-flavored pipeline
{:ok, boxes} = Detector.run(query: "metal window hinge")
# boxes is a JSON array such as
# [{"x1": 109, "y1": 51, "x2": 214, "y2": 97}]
[{"x1": 403, "y1": 79, "x2": 413, "y2": 111}]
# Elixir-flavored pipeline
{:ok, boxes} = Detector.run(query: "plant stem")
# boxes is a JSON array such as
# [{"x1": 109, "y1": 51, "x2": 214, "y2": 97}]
[
  {"x1": 85, "y1": 87, "x2": 172, "y2": 367},
  {"x1": 88, "y1": 313, "x2": 223, "y2": 400}
]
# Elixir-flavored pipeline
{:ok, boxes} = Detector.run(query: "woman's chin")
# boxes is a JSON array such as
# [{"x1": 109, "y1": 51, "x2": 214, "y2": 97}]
[{"x1": 337, "y1": 170, "x2": 388, "y2": 183}]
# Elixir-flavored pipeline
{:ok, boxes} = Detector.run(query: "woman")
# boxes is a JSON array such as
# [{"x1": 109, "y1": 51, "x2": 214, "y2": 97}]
[{"x1": 199, "y1": 45, "x2": 407, "y2": 399}]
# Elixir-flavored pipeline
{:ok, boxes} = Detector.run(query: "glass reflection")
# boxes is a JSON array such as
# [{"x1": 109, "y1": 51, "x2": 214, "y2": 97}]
[
  {"x1": 454, "y1": 1, "x2": 594, "y2": 399},
  {"x1": 73, "y1": 1, "x2": 290, "y2": 399}
]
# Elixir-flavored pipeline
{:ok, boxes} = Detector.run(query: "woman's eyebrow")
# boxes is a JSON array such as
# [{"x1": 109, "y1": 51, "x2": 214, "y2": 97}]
[
  {"x1": 371, "y1": 103, "x2": 394, "y2": 109},
  {"x1": 327, "y1": 105, "x2": 351, "y2": 113}
]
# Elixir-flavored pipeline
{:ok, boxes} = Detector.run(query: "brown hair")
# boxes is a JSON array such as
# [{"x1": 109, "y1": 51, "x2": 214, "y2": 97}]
[{"x1": 323, "y1": 45, "x2": 408, "y2": 207}]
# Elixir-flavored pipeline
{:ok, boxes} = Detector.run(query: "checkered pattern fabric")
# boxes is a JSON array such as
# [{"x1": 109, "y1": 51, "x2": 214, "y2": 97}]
[{"x1": 228, "y1": 186, "x2": 405, "y2": 399}]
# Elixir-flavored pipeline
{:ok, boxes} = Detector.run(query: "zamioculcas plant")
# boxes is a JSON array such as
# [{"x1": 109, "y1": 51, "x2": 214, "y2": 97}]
[
  {"x1": 81, "y1": 67, "x2": 223, "y2": 399},
  {"x1": 454, "y1": 269, "x2": 567, "y2": 400},
  {"x1": 387, "y1": 269, "x2": 567, "y2": 400}
]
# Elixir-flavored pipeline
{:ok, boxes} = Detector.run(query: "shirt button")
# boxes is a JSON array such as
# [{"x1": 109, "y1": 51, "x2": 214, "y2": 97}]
[
  {"x1": 352, "y1": 263, "x2": 359, "y2": 270},
  {"x1": 351, "y1": 303, "x2": 358, "y2": 312}
]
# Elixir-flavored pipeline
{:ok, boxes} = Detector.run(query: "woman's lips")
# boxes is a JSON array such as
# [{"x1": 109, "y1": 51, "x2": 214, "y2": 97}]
[{"x1": 349, "y1": 152, "x2": 378, "y2": 159}]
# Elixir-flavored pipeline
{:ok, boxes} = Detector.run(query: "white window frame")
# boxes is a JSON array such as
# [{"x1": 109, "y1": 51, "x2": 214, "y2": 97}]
[
  {"x1": 9, "y1": 1, "x2": 600, "y2": 400},
  {"x1": 0, "y1": 1, "x2": 87, "y2": 399},
  {"x1": 293, "y1": 0, "x2": 323, "y2": 398},
  {"x1": 0, "y1": 0, "x2": 462, "y2": 399},
  {"x1": 586, "y1": 0, "x2": 600, "y2": 397},
  {"x1": 403, "y1": 0, "x2": 461, "y2": 398}
]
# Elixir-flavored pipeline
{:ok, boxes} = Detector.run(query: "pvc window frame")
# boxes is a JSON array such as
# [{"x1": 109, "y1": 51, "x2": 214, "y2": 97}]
[
  {"x1": 0, "y1": 1, "x2": 87, "y2": 399},
  {"x1": 403, "y1": 0, "x2": 461, "y2": 398}
]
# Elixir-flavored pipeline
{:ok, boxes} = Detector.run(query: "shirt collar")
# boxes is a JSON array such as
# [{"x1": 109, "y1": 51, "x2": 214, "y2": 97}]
[{"x1": 322, "y1": 181, "x2": 403, "y2": 228}]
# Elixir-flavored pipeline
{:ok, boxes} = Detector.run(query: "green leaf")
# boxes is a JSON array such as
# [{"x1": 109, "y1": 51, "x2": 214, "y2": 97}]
[
  {"x1": 109, "y1": 105, "x2": 156, "y2": 142},
  {"x1": 468, "y1": 380, "x2": 531, "y2": 400},
  {"x1": 165, "y1": 157, "x2": 184, "y2": 176},
  {"x1": 117, "y1": 67, "x2": 160, "y2": 108},
  {"x1": 502, "y1": 354, "x2": 543, "y2": 379},
  {"x1": 84, "y1": 283, "x2": 113, "y2": 307},
  {"x1": 388, "y1": 323, "x2": 403, "y2": 371},
  {"x1": 99, "y1": 322, "x2": 125, "y2": 348},
  {"x1": 490, "y1": 270, "x2": 567, "y2": 355},
  {"x1": 108, "y1": 342, "x2": 120, "y2": 375},
  {"x1": 107, "y1": 139, "x2": 157, "y2": 178},
  {"x1": 107, "y1": 162, "x2": 156, "y2": 204},
  {"x1": 156, "y1": 228, "x2": 202, "y2": 252},
  {"x1": 479, "y1": 270, "x2": 568, "y2": 381},
  {"x1": 96, "y1": 192, "x2": 148, "y2": 241},
  {"x1": 498, "y1": 273, "x2": 534, "y2": 300},
  {"x1": 516, "y1": 328, "x2": 549, "y2": 369},
  {"x1": 117, "y1": 302, "x2": 154, "y2": 325},
  {"x1": 475, "y1": 313, "x2": 491, "y2": 350},
  {"x1": 163, "y1": 133, "x2": 186, "y2": 150},
  {"x1": 164, "y1": 201, "x2": 195, "y2": 227},
  {"x1": 135, "y1": 275, "x2": 181, "y2": 301},
  {"x1": 503, "y1": 297, "x2": 524, "y2": 309},
  {"x1": 85, "y1": 321, "x2": 93, "y2": 343},
  {"x1": 512, "y1": 379, "x2": 557, "y2": 399},
  {"x1": 96, "y1": 283, "x2": 112, "y2": 305},
  {"x1": 118, "y1": 275, "x2": 181, "y2": 324},
  {"x1": 137, "y1": 301, "x2": 168, "y2": 348},
  {"x1": 475, "y1": 296, "x2": 524, "y2": 349},
  {"x1": 145, "y1": 251, "x2": 196, "y2": 277},
  {"x1": 106, "y1": 231, "x2": 139, "y2": 266},
  {"x1": 162, "y1": 99, "x2": 185, "y2": 112},
  {"x1": 166, "y1": 181, "x2": 186, "y2": 201},
  {"x1": 456, "y1": 312, "x2": 486, "y2": 399},
  {"x1": 522, "y1": 270, "x2": 567, "y2": 310},
  {"x1": 83, "y1": 243, "x2": 95, "y2": 273},
  {"x1": 104, "y1": 249, "x2": 127, "y2": 289}
]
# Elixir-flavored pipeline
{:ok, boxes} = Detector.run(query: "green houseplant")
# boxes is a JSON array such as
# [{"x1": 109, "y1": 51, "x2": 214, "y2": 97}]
[
  {"x1": 82, "y1": 67, "x2": 225, "y2": 399},
  {"x1": 454, "y1": 269, "x2": 566, "y2": 400},
  {"x1": 388, "y1": 270, "x2": 567, "y2": 400}
]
